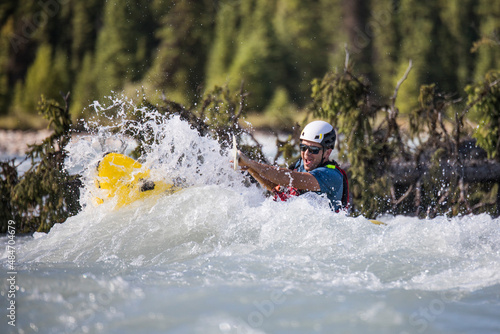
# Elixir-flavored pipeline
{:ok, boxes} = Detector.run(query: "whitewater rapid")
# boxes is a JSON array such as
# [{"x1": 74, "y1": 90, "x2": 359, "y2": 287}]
[{"x1": 1, "y1": 102, "x2": 500, "y2": 333}]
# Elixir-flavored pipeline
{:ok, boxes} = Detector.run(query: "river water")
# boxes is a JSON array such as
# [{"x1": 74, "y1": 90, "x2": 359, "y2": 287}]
[{"x1": 1, "y1": 101, "x2": 500, "y2": 333}]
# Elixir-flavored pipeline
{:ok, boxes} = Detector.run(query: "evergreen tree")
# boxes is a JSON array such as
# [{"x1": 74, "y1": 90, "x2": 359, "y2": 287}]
[
  {"x1": 394, "y1": 0, "x2": 441, "y2": 113},
  {"x1": 272, "y1": 0, "x2": 329, "y2": 105},
  {"x1": 71, "y1": 52, "x2": 96, "y2": 119},
  {"x1": 466, "y1": 70, "x2": 500, "y2": 161},
  {"x1": 263, "y1": 86, "x2": 295, "y2": 130},
  {"x1": 430, "y1": 1, "x2": 466, "y2": 93},
  {"x1": 340, "y1": 0, "x2": 373, "y2": 75},
  {"x1": 316, "y1": 0, "x2": 352, "y2": 77},
  {"x1": 145, "y1": 0, "x2": 216, "y2": 104},
  {"x1": 70, "y1": 0, "x2": 104, "y2": 72},
  {"x1": 93, "y1": 0, "x2": 156, "y2": 98},
  {"x1": 472, "y1": 0, "x2": 500, "y2": 80},
  {"x1": 0, "y1": 0, "x2": 498, "y2": 124},
  {"x1": 2, "y1": 0, "x2": 41, "y2": 116},
  {"x1": 205, "y1": 1, "x2": 239, "y2": 95},
  {"x1": 227, "y1": 0, "x2": 285, "y2": 109},
  {"x1": 370, "y1": 0, "x2": 400, "y2": 98},
  {"x1": 206, "y1": 0, "x2": 285, "y2": 110},
  {"x1": 37, "y1": 0, "x2": 73, "y2": 49},
  {"x1": 0, "y1": 14, "x2": 14, "y2": 115},
  {"x1": 438, "y1": 0, "x2": 478, "y2": 87},
  {"x1": 51, "y1": 47, "x2": 70, "y2": 96},
  {"x1": 15, "y1": 44, "x2": 69, "y2": 115},
  {"x1": 0, "y1": 0, "x2": 18, "y2": 27},
  {"x1": 19, "y1": 43, "x2": 53, "y2": 113},
  {"x1": 11, "y1": 80, "x2": 23, "y2": 115}
]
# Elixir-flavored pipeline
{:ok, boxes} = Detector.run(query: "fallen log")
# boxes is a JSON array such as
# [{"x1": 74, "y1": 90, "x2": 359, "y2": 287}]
[{"x1": 388, "y1": 161, "x2": 500, "y2": 185}]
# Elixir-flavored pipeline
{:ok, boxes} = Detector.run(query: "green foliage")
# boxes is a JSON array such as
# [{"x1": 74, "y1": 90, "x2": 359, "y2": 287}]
[
  {"x1": 438, "y1": 0, "x2": 477, "y2": 87},
  {"x1": 89, "y1": 0, "x2": 159, "y2": 106},
  {"x1": 2, "y1": 0, "x2": 499, "y2": 121},
  {"x1": 70, "y1": 52, "x2": 97, "y2": 119},
  {"x1": 205, "y1": 1, "x2": 239, "y2": 88},
  {"x1": 304, "y1": 58, "x2": 500, "y2": 219},
  {"x1": 0, "y1": 14, "x2": 12, "y2": 115},
  {"x1": 409, "y1": 84, "x2": 451, "y2": 147},
  {"x1": 2, "y1": 94, "x2": 81, "y2": 233},
  {"x1": 146, "y1": 0, "x2": 216, "y2": 104},
  {"x1": 309, "y1": 64, "x2": 398, "y2": 217},
  {"x1": 52, "y1": 48, "x2": 70, "y2": 97},
  {"x1": 193, "y1": 83, "x2": 267, "y2": 162},
  {"x1": 370, "y1": 0, "x2": 400, "y2": 97},
  {"x1": 18, "y1": 44, "x2": 53, "y2": 113},
  {"x1": 13, "y1": 44, "x2": 70, "y2": 115},
  {"x1": 310, "y1": 67, "x2": 370, "y2": 152},
  {"x1": 473, "y1": 0, "x2": 500, "y2": 80},
  {"x1": 467, "y1": 70, "x2": 500, "y2": 160},
  {"x1": 93, "y1": 0, "x2": 150, "y2": 96},
  {"x1": 198, "y1": 85, "x2": 246, "y2": 139},
  {"x1": 206, "y1": 0, "x2": 333, "y2": 110},
  {"x1": 225, "y1": 0, "x2": 285, "y2": 109},
  {"x1": 70, "y1": 0, "x2": 105, "y2": 72},
  {"x1": 272, "y1": 0, "x2": 330, "y2": 99},
  {"x1": 394, "y1": 0, "x2": 439, "y2": 113},
  {"x1": 263, "y1": 87, "x2": 296, "y2": 130}
]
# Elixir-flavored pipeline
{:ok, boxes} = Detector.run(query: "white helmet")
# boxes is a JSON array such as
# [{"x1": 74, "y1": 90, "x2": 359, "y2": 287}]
[{"x1": 300, "y1": 121, "x2": 336, "y2": 148}]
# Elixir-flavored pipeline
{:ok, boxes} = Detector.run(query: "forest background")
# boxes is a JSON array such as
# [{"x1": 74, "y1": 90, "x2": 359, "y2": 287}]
[
  {"x1": 1, "y1": 0, "x2": 500, "y2": 233},
  {"x1": 1, "y1": 0, "x2": 498, "y2": 128}
]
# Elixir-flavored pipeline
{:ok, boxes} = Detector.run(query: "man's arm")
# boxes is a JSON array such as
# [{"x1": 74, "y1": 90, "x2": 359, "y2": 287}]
[
  {"x1": 238, "y1": 151, "x2": 321, "y2": 191},
  {"x1": 246, "y1": 168, "x2": 278, "y2": 191}
]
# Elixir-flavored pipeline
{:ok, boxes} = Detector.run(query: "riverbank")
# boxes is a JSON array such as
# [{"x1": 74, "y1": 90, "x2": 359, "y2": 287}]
[
  {"x1": 0, "y1": 129, "x2": 53, "y2": 158},
  {"x1": 0, "y1": 127, "x2": 284, "y2": 162}
]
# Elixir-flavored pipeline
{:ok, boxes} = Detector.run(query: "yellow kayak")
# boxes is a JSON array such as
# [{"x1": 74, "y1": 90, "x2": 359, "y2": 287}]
[{"x1": 93, "y1": 152, "x2": 179, "y2": 208}]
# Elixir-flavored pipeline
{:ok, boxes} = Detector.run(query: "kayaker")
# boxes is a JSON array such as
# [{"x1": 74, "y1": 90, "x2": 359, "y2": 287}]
[{"x1": 237, "y1": 120, "x2": 349, "y2": 211}]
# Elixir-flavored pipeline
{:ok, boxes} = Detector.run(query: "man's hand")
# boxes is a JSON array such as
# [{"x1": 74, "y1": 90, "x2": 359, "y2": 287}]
[{"x1": 237, "y1": 150, "x2": 252, "y2": 168}]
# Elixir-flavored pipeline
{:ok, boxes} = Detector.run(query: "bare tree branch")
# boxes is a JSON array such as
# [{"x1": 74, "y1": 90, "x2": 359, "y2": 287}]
[{"x1": 390, "y1": 59, "x2": 413, "y2": 116}]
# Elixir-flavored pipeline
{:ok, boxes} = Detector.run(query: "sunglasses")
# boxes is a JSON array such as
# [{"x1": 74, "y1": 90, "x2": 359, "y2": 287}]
[{"x1": 299, "y1": 143, "x2": 322, "y2": 155}]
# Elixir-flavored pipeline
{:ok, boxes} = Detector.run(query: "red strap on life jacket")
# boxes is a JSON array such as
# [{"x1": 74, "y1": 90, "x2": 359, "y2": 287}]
[
  {"x1": 273, "y1": 185, "x2": 302, "y2": 202},
  {"x1": 272, "y1": 160, "x2": 350, "y2": 210}
]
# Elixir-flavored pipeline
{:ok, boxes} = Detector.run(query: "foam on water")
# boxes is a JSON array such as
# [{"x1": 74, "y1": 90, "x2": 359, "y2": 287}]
[
  {"x1": 19, "y1": 194, "x2": 499, "y2": 290},
  {"x1": 2, "y1": 99, "x2": 500, "y2": 333}
]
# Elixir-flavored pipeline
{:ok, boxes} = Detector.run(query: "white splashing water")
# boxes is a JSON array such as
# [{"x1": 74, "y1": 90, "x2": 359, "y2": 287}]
[{"x1": 1, "y1": 98, "x2": 500, "y2": 334}]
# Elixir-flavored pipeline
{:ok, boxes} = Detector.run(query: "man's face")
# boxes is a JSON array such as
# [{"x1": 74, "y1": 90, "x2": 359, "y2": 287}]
[{"x1": 300, "y1": 139, "x2": 331, "y2": 171}]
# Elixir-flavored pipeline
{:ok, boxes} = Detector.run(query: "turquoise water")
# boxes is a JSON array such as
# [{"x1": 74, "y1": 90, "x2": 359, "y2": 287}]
[
  {"x1": 1, "y1": 103, "x2": 499, "y2": 333},
  {"x1": 2, "y1": 194, "x2": 500, "y2": 333}
]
